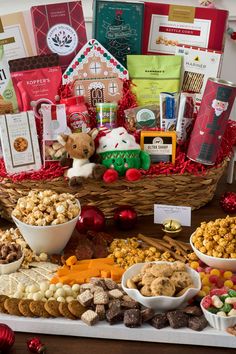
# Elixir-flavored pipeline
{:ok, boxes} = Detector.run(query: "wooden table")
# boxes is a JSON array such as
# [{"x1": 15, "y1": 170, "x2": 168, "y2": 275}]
[{"x1": 3, "y1": 173, "x2": 236, "y2": 354}]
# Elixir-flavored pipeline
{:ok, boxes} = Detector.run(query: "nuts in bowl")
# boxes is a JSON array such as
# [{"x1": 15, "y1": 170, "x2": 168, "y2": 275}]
[
  {"x1": 12, "y1": 190, "x2": 81, "y2": 255},
  {"x1": 190, "y1": 216, "x2": 236, "y2": 271},
  {"x1": 0, "y1": 242, "x2": 24, "y2": 274},
  {"x1": 121, "y1": 261, "x2": 201, "y2": 312}
]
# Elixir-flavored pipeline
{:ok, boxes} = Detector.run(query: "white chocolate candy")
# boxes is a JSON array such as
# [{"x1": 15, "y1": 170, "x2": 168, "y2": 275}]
[
  {"x1": 45, "y1": 289, "x2": 54, "y2": 298},
  {"x1": 39, "y1": 282, "x2": 50, "y2": 292},
  {"x1": 54, "y1": 288, "x2": 66, "y2": 298},
  {"x1": 57, "y1": 296, "x2": 65, "y2": 302},
  {"x1": 56, "y1": 282, "x2": 63, "y2": 289},
  {"x1": 32, "y1": 292, "x2": 43, "y2": 301},
  {"x1": 49, "y1": 284, "x2": 57, "y2": 292},
  {"x1": 72, "y1": 284, "x2": 80, "y2": 292},
  {"x1": 63, "y1": 285, "x2": 73, "y2": 295}
]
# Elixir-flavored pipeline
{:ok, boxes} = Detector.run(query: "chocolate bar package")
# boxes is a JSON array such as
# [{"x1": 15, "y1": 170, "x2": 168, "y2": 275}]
[
  {"x1": 9, "y1": 54, "x2": 61, "y2": 117},
  {"x1": 31, "y1": 1, "x2": 87, "y2": 71}
]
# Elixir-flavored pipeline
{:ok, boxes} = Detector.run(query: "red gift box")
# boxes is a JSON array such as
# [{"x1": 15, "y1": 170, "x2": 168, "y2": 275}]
[
  {"x1": 31, "y1": 1, "x2": 87, "y2": 71},
  {"x1": 142, "y1": 3, "x2": 228, "y2": 55}
]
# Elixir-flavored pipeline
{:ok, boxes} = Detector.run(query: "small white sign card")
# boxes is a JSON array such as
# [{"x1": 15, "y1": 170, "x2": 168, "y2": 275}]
[
  {"x1": 0, "y1": 111, "x2": 42, "y2": 174},
  {"x1": 154, "y1": 204, "x2": 191, "y2": 226}
]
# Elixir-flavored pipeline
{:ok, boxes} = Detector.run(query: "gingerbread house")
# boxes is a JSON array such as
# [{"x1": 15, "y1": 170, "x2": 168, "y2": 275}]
[{"x1": 63, "y1": 39, "x2": 129, "y2": 107}]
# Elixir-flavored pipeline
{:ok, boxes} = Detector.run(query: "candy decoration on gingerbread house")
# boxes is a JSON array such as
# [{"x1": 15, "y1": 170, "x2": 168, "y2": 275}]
[{"x1": 62, "y1": 39, "x2": 129, "y2": 107}]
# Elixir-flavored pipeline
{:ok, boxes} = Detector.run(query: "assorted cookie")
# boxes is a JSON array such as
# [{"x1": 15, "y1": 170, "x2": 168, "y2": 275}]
[{"x1": 126, "y1": 262, "x2": 194, "y2": 297}]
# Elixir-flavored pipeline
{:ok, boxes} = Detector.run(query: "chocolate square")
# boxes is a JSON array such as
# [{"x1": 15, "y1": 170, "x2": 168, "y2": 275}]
[
  {"x1": 188, "y1": 316, "x2": 208, "y2": 331},
  {"x1": 167, "y1": 310, "x2": 189, "y2": 329},
  {"x1": 124, "y1": 309, "x2": 142, "y2": 328},
  {"x1": 150, "y1": 313, "x2": 169, "y2": 329}
]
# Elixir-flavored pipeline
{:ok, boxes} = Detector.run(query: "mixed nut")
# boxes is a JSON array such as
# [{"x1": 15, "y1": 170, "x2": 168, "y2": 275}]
[{"x1": 0, "y1": 242, "x2": 22, "y2": 264}]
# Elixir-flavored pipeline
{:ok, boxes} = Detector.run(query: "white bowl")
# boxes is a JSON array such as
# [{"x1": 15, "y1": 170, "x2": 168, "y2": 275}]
[
  {"x1": 190, "y1": 233, "x2": 236, "y2": 271},
  {"x1": 12, "y1": 203, "x2": 80, "y2": 255},
  {"x1": 121, "y1": 261, "x2": 201, "y2": 312},
  {"x1": 200, "y1": 299, "x2": 236, "y2": 330},
  {"x1": 0, "y1": 252, "x2": 24, "y2": 275}
]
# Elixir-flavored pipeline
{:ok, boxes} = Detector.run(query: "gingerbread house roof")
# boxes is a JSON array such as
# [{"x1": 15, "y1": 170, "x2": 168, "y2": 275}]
[{"x1": 62, "y1": 39, "x2": 129, "y2": 83}]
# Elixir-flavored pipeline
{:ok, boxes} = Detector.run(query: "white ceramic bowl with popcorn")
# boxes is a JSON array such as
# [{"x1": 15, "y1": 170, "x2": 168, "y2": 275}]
[
  {"x1": 190, "y1": 233, "x2": 236, "y2": 271},
  {"x1": 121, "y1": 261, "x2": 201, "y2": 312},
  {"x1": 12, "y1": 191, "x2": 81, "y2": 255}
]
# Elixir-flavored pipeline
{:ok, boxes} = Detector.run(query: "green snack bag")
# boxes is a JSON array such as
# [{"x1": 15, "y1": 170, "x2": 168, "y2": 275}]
[
  {"x1": 0, "y1": 45, "x2": 18, "y2": 113},
  {"x1": 127, "y1": 55, "x2": 182, "y2": 106}
]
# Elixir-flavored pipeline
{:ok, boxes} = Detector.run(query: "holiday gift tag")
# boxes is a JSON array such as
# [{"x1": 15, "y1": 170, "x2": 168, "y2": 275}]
[
  {"x1": 93, "y1": 0, "x2": 144, "y2": 67},
  {"x1": 31, "y1": 1, "x2": 87, "y2": 72},
  {"x1": 63, "y1": 39, "x2": 129, "y2": 107},
  {"x1": 154, "y1": 204, "x2": 191, "y2": 227},
  {"x1": 0, "y1": 111, "x2": 42, "y2": 174}
]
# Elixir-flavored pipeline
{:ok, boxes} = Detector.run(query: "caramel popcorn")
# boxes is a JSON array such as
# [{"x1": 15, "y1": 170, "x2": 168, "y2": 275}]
[
  {"x1": 192, "y1": 216, "x2": 236, "y2": 259},
  {"x1": 12, "y1": 190, "x2": 80, "y2": 226}
]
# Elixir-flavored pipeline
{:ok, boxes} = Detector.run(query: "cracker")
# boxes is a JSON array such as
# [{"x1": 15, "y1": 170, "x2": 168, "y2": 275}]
[
  {"x1": 44, "y1": 300, "x2": 61, "y2": 317},
  {"x1": 18, "y1": 299, "x2": 35, "y2": 317},
  {"x1": 59, "y1": 302, "x2": 76, "y2": 320},
  {"x1": 0, "y1": 295, "x2": 8, "y2": 313},
  {"x1": 4, "y1": 298, "x2": 22, "y2": 316},
  {"x1": 29, "y1": 300, "x2": 50, "y2": 318},
  {"x1": 29, "y1": 262, "x2": 59, "y2": 273},
  {"x1": 68, "y1": 301, "x2": 86, "y2": 318}
]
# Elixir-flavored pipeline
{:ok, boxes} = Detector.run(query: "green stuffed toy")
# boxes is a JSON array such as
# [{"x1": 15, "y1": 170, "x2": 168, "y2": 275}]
[{"x1": 96, "y1": 127, "x2": 150, "y2": 182}]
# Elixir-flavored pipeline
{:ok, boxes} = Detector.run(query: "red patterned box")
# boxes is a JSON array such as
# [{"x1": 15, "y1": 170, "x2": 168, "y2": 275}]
[{"x1": 31, "y1": 1, "x2": 87, "y2": 71}]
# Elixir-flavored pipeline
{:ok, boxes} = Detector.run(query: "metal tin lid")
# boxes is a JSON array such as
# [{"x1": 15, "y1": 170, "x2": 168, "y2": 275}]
[{"x1": 209, "y1": 78, "x2": 236, "y2": 88}]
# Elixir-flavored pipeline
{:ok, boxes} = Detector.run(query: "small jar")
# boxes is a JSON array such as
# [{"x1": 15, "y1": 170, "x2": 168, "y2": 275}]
[
  {"x1": 96, "y1": 103, "x2": 117, "y2": 129},
  {"x1": 60, "y1": 96, "x2": 91, "y2": 133}
]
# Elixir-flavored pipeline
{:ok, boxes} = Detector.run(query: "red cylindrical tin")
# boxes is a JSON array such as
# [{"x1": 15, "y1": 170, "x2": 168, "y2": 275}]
[{"x1": 187, "y1": 78, "x2": 236, "y2": 165}]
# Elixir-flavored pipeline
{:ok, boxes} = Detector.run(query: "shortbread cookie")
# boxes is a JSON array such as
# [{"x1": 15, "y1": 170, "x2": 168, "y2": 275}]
[
  {"x1": 18, "y1": 299, "x2": 35, "y2": 317},
  {"x1": 68, "y1": 301, "x2": 86, "y2": 318},
  {"x1": 44, "y1": 300, "x2": 61, "y2": 317},
  {"x1": 29, "y1": 300, "x2": 50, "y2": 318},
  {"x1": 150, "y1": 277, "x2": 175, "y2": 296},
  {"x1": 4, "y1": 298, "x2": 22, "y2": 316},
  {"x1": 59, "y1": 302, "x2": 76, "y2": 320}
]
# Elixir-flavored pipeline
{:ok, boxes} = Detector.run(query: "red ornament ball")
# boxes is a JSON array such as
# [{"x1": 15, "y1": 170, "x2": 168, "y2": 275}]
[
  {"x1": 220, "y1": 192, "x2": 236, "y2": 213},
  {"x1": 27, "y1": 337, "x2": 46, "y2": 353},
  {"x1": 113, "y1": 206, "x2": 137, "y2": 230},
  {"x1": 231, "y1": 32, "x2": 236, "y2": 40},
  {"x1": 76, "y1": 206, "x2": 106, "y2": 233},
  {"x1": 0, "y1": 324, "x2": 15, "y2": 351}
]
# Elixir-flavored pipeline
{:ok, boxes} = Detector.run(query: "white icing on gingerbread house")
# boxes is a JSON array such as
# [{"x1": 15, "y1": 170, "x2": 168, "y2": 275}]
[{"x1": 63, "y1": 39, "x2": 129, "y2": 107}]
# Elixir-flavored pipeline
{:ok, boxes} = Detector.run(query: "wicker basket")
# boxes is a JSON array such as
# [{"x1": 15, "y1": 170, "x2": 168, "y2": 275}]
[{"x1": 0, "y1": 160, "x2": 227, "y2": 221}]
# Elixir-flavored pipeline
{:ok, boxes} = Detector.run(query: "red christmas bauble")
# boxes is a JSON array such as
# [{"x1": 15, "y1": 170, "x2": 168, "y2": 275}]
[
  {"x1": 113, "y1": 206, "x2": 137, "y2": 230},
  {"x1": 27, "y1": 337, "x2": 46, "y2": 353},
  {"x1": 0, "y1": 324, "x2": 15, "y2": 351},
  {"x1": 76, "y1": 206, "x2": 106, "y2": 233},
  {"x1": 220, "y1": 192, "x2": 236, "y2": 213},
  {"x1": 231, "y1": 32, "x2": 236, "y2": 40}
]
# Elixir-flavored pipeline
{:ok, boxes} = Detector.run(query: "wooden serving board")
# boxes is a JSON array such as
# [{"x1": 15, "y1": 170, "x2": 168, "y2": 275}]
[{"x1": 0, "y1": 314, "x2": 235, "y2": 348}]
